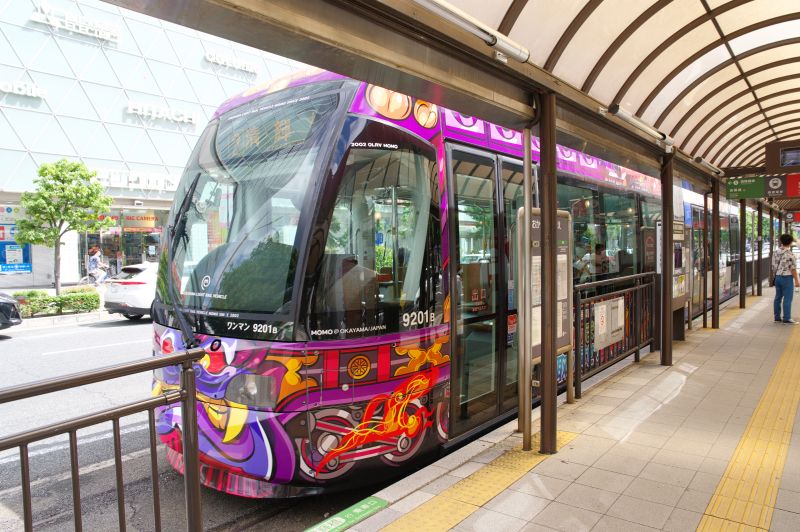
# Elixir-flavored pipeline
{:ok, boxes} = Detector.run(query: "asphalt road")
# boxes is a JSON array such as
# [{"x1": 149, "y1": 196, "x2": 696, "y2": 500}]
[{"x1": 0, "y1": 318, "x2": 385, "y2": 531}]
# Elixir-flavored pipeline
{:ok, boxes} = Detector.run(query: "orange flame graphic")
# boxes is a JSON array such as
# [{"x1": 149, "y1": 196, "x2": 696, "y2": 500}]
[{"x1": 314, "y1": 368, "x2": 436, "y2": 473}]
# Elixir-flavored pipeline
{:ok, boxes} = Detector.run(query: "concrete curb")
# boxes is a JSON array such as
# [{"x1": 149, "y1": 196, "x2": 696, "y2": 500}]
[{"x1": 13, "y1": 310, "x2": 122, "y2": 330}]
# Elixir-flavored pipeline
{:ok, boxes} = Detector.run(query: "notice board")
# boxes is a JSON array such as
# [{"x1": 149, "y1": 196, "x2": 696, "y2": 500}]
[{"x1": 519, "y1": 207, "x2": 573, "y2": 358}]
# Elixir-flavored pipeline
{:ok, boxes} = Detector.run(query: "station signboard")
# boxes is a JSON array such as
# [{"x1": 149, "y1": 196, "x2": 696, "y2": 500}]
[
  {"x1": 726, "y1": 174, "x2": 800, "y2": 200},
  {"x1": 0, "y1": 205, "x2": 32, "y2": 275}
]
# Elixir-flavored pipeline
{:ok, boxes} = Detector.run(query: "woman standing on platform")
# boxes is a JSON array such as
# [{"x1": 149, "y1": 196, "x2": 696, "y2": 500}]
[{"x1": 772, "y1": 234, "x2": 800, "y2": 324}]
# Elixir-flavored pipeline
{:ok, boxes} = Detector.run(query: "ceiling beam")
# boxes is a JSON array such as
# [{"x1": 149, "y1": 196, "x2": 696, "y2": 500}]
[
  {"x1": 720, "y1": 165, "x2": 765, "y2": 177},
  {"x1": 106, "y1": 0, "x2": 544, "y2": 128}
]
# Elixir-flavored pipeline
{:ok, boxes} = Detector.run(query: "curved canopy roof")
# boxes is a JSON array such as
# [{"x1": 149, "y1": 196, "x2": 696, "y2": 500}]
[{"x1": 444, "y1": 0, "x2": 800, "y2": 171}]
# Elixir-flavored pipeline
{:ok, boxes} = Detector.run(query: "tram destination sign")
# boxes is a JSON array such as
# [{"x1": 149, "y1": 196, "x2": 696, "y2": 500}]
[{"x1": 726, "y1": 175, "x2": 800, "y2": 200}]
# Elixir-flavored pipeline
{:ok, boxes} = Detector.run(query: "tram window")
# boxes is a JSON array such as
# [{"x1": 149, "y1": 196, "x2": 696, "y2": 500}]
[
  {"x1": 162, "y1": 83, "x2": 343, "y2": 316},
  {"x1": 309, "y1": 122, "x2": 441, "y2": 337},
  {"x1": 503, "y1": 160, "x2": 534, "y2": 387},
  {"x1": 557, "y1": 178, "x2": 639, "y2": 282}
]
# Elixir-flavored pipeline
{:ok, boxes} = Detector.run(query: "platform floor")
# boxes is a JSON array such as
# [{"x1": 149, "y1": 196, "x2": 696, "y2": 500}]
[{"x1": 350, "y1": 293, "x2": 800, "y2": 531}]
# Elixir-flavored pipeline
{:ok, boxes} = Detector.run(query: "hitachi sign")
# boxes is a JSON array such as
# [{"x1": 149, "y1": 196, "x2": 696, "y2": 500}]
[
  {"x1": 0, "y1": 81, "x2": 47, "y2": 99},
  {"x1": 126, "y1": 101, "x2": 198, "y2": 125}
]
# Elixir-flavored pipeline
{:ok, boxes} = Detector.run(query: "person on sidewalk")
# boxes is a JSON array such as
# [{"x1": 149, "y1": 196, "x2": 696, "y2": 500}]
[{"x1": 772, "y1": 233, "x2": 800, "y2": 323}]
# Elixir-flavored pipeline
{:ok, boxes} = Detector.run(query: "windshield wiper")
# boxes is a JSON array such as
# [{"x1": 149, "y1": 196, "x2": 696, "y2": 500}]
[{"x1": 166, "y1": 172, "x2": 202, "y2": 349}]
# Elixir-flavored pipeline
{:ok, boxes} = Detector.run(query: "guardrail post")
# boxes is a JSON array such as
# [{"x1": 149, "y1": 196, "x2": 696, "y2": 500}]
[
  {"x1": 712, "y1": 180, "x2": 720, "y2": 328},
  {"x1": 181, "y1": 360, "x2": 203, "y2": 531},
  {"x1": 634, "y1": 279, "x2": 641, "y2": 362},
  {"x1": 757, "y1": 203, "x2": 763, "y2": 296},
  {"x1": 573, "y1": 289, "x2": 582, "y2": 399},
  {"x1": 739, "y1": 199, "x2": 746, "y2": 309}
]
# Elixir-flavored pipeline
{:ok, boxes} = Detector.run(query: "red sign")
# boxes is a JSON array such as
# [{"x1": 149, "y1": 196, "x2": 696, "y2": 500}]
[{"x1": 786, "y1": 174, "x2": 800, "y2": 197}]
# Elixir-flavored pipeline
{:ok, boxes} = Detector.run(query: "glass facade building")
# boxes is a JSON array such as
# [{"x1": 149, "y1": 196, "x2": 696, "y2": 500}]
[{"x1": 0, "y1": 0, "x2": 302, "y2": 288}]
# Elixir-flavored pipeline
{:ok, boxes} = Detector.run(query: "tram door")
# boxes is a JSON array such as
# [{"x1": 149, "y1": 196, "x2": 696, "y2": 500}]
[{"x1": 447, "y1": 147, "x2": 522, "y2": 436}]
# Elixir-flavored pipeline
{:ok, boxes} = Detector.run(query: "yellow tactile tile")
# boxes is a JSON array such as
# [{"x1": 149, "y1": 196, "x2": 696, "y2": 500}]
[
  {"x1": 700, "y1": 318, "x2": 800, "y2": 531},
  {"x1": 381, "y1": 495, "x2": 477, "y2": 532},
  {"x1": 382, "y1": 431, "x2": 577, "y2": 530}
]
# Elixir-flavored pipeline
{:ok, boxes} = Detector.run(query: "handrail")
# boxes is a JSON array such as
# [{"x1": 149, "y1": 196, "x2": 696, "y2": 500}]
[
  {"x1": 0, "y1": 347, "x2": 206, "y2": 532},
  {"x1": 0, "y1": 391, "x2": 183, "y2": 452},
  {"x1": 0, "y1": 348, "x2": 205, "y2": 405},
  {"x1": 574, "y1": 271, "x2": 655, "y2": 291}
]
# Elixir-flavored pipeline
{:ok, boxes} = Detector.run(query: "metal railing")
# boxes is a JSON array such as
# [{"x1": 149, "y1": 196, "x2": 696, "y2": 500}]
[
  {"x1": 573, "y1": 272, "x2": 656, "y2": 398},
  {"x1": 0, "y1": 348, "x2": 206, "y2": 532}
]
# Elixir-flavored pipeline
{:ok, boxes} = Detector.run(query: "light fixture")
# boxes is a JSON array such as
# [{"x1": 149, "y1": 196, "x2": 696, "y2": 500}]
[
  {"x1": 694, "y1": 156, "x2": 724, "y2": 177},
  {"x1": 604, "y1": 104, "x2": 674, "y2": 147},
  {"x1": 413, "y1": 0, "x2": 530, "y2": 63}
]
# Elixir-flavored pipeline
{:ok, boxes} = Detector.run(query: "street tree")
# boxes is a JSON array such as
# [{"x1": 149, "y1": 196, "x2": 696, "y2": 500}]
[{"x1": 15, "y1": 159, "x2": 113, "y2": 295}]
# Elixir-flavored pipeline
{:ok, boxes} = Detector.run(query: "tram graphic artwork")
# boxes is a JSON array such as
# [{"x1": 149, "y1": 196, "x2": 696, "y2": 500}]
[{"x1": 151, "y1": 68, "x2": 738, "y2": 497}]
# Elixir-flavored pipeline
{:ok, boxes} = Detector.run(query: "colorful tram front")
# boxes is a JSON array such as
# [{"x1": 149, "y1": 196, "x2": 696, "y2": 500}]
[
  {"x1": 153, "y1": 72, "x2": 460, "y2": 496},
  {"x1": 151, "y1": 70, "x2": 758, "y2": 498}
]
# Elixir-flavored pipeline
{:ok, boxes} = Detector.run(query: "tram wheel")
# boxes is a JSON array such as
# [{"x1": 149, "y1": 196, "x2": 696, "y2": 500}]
[{"x1": 381, "y1": 401, "x2": 428, "y2": 465}]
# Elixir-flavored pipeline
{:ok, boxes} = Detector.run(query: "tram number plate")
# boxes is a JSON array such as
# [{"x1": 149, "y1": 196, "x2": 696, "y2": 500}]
[
  {"x1": 226, "y1": 321, "x2": 277, "y2": 335},
  {"x1": 401, "y1": 310, "x2": 435, "y2": 328}
]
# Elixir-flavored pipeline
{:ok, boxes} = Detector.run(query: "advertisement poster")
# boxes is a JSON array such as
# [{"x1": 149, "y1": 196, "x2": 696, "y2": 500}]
[{"x1": 0, "y1": 205, "x2": 32, "y2": 274}]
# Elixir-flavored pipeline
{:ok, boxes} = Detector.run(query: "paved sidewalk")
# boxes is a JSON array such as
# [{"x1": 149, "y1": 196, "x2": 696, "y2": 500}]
[
  {"x1": 12, "y1": 309, "x2": 119, "y2": 330},
  {"x1": 344, "y1": 293, "x2": 800, "y2": 531}
]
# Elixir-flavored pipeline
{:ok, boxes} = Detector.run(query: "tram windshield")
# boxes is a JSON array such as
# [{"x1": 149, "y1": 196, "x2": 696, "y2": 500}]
[{"x1": 159, "y1": 82, "x2": 344, "y2": 316}]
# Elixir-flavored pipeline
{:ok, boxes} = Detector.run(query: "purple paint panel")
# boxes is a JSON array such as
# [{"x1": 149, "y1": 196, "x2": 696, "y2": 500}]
[{"x1": 348, "y1": 84, "x2": 441, "y2": 141}]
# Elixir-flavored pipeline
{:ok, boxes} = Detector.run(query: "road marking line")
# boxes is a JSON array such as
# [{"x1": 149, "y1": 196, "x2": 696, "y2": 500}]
[
  {"x1": 0, "y1": 448, "x2": 151, "y2": 499},
  {"x1": 41, "y1": 339, "x2": 151, "y2": 356},
  {"x1": 0, "y1": 422, "x2": 149, "y2": 464},
  {"x1": 698, "y1": 315, "x2": 800, "y2": 530}
]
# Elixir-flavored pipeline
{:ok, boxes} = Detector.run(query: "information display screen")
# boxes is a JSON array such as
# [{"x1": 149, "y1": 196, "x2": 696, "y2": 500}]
[{"x1": 780, "y1": 147, "x2": 800, "y2": 168}]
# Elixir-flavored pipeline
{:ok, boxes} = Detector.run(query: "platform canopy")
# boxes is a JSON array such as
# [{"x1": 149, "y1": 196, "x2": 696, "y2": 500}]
[
  {"x1": 108, "y1": 0, "x2": 799, "y2": 181},
  {"x1": 439, "y1": 0, "x2": 799, "y2": 172}
]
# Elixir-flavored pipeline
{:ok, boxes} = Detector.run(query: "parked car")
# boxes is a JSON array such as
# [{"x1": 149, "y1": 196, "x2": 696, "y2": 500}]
[
  {"x1": 104, "y1": 262, "x2": 157, "y2": 320},
  {"x1": 0, "y1": 292, "x2": 22, "y2": 330}
]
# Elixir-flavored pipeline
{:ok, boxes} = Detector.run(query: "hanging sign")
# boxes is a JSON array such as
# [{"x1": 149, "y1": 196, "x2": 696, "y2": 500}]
[{"x1": 727, "y1": 175, "x2": 800, "y2": 199}]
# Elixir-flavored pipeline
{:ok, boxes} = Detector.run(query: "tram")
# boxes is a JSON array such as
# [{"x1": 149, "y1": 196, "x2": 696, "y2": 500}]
[{"x1": 151, "y1": 69, "x2": 771, "y2": 498}]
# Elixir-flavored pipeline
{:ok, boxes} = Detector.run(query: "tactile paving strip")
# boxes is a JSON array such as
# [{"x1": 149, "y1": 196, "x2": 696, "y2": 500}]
[
  {"x1": 382, "y1": 431, "x2": 577, "y2": 532},
  {"x1": 698, "y1": 317, "x2": 800, "y2": 531}
]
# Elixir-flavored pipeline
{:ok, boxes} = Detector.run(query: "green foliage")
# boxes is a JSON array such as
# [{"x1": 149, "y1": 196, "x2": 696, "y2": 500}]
[
  {"x1": 15, "y1": 289, "x2": 100, "y2": 317},
  {"x1": 12, "y1": 289, "x2": 48, "y2": 300},
  {"x1": 62, "y1": 285, "x2": 97, "y2": 294},
  {"x1": 59, "y1": 291, "x2": 101, "y2": 313},
  {"x1": 375, "y1": 245, "x2": 393, "y2": 271},
  {"x1": 14, "y1": 159, "x2": 113, "y2": 295},
  {"x1": 15, "y1": 160, "x2": 113, "y2": 246}
]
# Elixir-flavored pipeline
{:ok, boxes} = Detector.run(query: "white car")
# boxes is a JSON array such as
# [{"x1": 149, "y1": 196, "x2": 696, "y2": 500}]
[{"x1": 104, "y1": 262, "x2": 158, "y2": 320}]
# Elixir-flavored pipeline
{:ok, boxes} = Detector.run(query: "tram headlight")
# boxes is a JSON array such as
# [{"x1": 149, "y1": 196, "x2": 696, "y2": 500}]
[
  {"x1": 366, "y1": 85, "x2": 412, "y2": 120},
  {"x1": 224, "y1": 374, "x2": 278, "y2": 408},
  {"x1": 413, "y1": 100, "x2": 438, "y2": 128}
]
